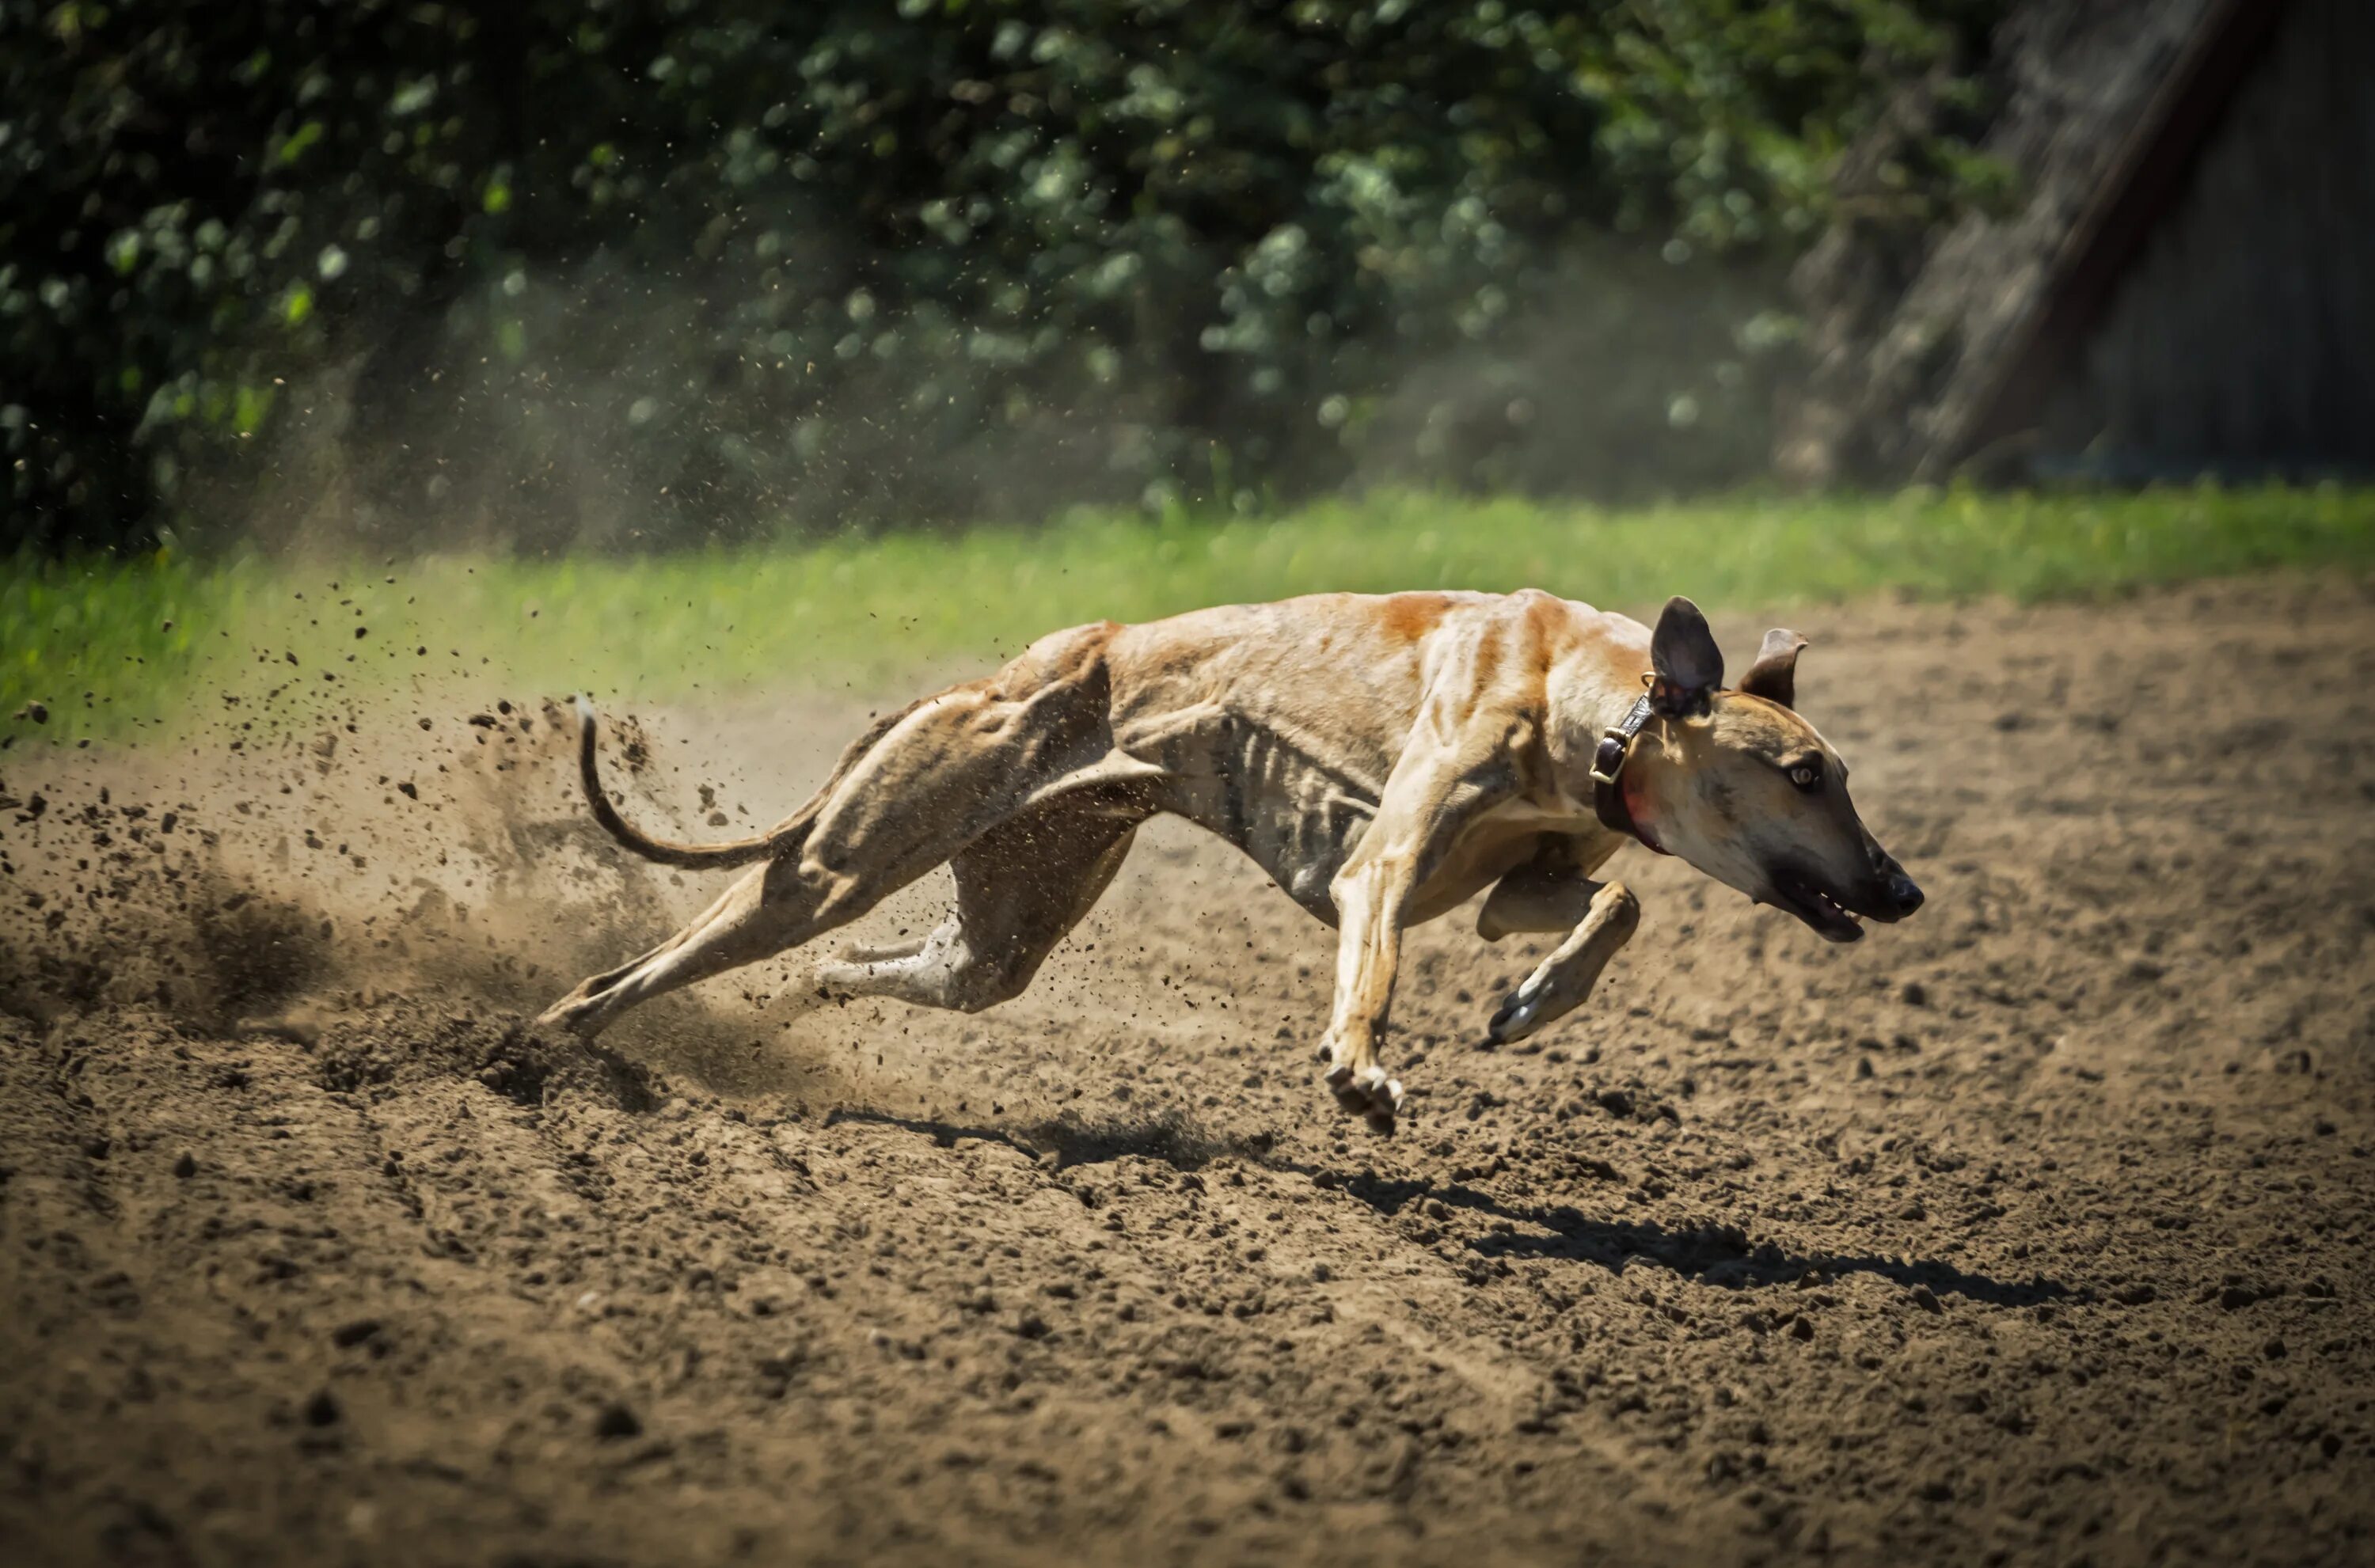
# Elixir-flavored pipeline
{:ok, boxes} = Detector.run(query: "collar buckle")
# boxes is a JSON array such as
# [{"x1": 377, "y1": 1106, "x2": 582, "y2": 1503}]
[{"x1": 1591, "y1": 694, "x2": 1661, "y2": 850}]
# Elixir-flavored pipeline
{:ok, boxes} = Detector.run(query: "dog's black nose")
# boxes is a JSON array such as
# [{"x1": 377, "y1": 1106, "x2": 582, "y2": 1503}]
[{"x1": 1887, "y1": 871, "x2": 1924, "y2": 916}]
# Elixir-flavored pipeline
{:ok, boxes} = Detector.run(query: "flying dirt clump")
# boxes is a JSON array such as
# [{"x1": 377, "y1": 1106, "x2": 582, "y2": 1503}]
[{"x1": 0, "y1": 781, "x2": 329, "y2": 1028}]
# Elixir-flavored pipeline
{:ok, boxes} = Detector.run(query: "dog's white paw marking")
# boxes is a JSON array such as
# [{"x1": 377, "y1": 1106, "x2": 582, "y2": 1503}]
[
  {"x1": 1486, "y1": 978, "x2": 1548, "y2": 1044},
  {"x1": 780, "y1": 943, "x2": 888, "y2": 1016}
]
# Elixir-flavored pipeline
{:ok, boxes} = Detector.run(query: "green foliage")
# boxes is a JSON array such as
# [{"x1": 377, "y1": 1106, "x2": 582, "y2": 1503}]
[
  {"x1": 9, "y1": 483, "x2": 2369, "y2": 746},
  {"x1": 3, "y1": 1, "x2": 2005, "y2": 552}
]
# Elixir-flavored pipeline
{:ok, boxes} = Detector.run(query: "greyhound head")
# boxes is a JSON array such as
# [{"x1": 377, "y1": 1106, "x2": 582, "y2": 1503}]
[{"x1": 1628, "y1": 598, "x2": 1923, "y2": 943}]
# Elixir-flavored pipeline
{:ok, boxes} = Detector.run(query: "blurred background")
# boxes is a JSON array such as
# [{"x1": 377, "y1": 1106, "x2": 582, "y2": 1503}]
[{"x1": 6, "y1": 0, "x2": 2362, "y2": 563}]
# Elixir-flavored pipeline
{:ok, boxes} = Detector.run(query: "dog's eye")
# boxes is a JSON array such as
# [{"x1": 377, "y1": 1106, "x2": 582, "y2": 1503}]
[{"x1": 1788, "y1": 761, "x2": 1822, "y2": 790}]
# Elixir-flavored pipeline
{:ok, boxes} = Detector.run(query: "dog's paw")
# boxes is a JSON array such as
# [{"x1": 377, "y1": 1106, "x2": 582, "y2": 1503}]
[
  {"x1": 534, "y1": 997, "x2": 602, "y2": 1041},
  {"x1": 1323, "y1": 1062, "x2": 1403, "y2": 1132},
  {"x1": 1485, "y1": 981, "x2": 1546, "y2": 1046},
  {"x1": 778, "y1": 946, "x2": 887, "y2": 1017}
]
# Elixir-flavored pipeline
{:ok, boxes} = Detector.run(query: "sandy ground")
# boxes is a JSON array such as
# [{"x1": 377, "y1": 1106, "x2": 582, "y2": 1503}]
[{"x1": 2, "y1": 578, "x2": 2373, "y2": 1568}]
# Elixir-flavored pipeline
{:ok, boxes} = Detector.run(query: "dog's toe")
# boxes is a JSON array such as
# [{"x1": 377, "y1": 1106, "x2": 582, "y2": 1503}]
[
  {"x1": 1325, "y1": 1063, "x2": 1401, "y2": 1123},
  {"x1": 1486, "y1": 985, "x2": 1543, "y2": 1045},
  {"x1": 534, "y1": 1000, "x2": 598, "y2": 1040},
  {"x1": 1323, "y1": 1062, "x2": 1370, "y2": 1115}
]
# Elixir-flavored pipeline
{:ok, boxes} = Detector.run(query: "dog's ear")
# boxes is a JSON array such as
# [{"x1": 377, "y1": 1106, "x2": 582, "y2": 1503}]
[
  {"x1": 1650, "y1": 596, "x2": 1723, "y2": 716},
  {"x1": 1738, "y1": 628, "x2": 1809, "y2": 709}
]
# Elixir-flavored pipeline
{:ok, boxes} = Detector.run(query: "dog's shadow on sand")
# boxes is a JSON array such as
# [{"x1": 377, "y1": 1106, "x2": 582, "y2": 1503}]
[
  {"x1": 821, "y1": 1103, "x2": 1271, "y2": 1168},
  {"x1": 1332, "y1": 1172, "x2": 2077, "y2": 1308},
  {"x1": 821, "y1": 1106, "x2": 2075, "y2": 1311}
]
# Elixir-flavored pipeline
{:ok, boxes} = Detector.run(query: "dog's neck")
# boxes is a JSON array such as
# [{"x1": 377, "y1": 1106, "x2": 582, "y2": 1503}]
[{"x1": 1544, "y1": 657, "x2": 1665, "y2": 804}]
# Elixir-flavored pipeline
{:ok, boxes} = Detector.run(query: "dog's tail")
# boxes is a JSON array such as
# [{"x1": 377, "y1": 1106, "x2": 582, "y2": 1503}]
[{"x1": 572, "y1": 696, "x2": 779, "y2": 870}]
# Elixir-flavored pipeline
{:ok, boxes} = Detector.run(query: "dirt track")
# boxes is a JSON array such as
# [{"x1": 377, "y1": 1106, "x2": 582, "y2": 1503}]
[{"x1": 4, "y1": 579, "x2": 2373, "y2": 1567}]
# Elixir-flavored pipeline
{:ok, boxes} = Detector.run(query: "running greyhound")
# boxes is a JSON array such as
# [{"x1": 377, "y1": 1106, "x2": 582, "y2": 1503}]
[{"x1": 538, "y1": 592, "x2": 1924, "y2": 1132}]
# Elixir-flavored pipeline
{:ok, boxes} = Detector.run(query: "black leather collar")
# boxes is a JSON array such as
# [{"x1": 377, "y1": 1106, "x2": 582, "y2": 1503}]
[{"x1": 1590, "y1": 693, "x2": 1666, "y2": 853}]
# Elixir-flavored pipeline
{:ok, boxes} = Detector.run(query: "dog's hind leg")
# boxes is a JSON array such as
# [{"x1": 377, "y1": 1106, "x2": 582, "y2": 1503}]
[
  {"x1": 818, "y1": 933, "x2": 933, "y2": 968},
  {"x1": 542, "y1": 625, "x2": 1145, "y2": 1038},
  {"x1": 795, "y1": 802, "x2": 1141, "y2": 1016},
  {"x1": 537, "y1": 852, "x2": 868, "y2": 1039},
  {"x1": 768, "y1": 927, "x2": 929, "y2": 1013},
  {"x1": 538, "y1": 792, "x2": 1042, "y2": 1041}
]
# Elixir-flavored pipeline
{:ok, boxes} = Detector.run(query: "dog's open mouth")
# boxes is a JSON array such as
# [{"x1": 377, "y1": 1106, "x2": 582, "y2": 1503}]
[{"x1": 1771, "y1": 872, "x2": 1865, "y2": 943}]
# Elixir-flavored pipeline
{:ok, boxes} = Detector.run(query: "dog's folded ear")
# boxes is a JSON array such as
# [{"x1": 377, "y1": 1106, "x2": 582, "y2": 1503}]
[
  {"x1": 1738, "y1": 628, "x2": 1809, "y2": 709},
  {"x1": 1650, "y1": 596, "x2": 1723, "y2": 716}
]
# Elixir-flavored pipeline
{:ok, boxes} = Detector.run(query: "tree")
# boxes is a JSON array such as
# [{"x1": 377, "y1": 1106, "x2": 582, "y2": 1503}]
[{"x1": 1, "y1": 0, "x2": 2005, "y2": 553}]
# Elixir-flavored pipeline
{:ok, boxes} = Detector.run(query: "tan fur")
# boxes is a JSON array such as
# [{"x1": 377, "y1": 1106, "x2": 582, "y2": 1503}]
[{"x1": 539, "y1": 590, "x2": 1921, "y2": 1132}]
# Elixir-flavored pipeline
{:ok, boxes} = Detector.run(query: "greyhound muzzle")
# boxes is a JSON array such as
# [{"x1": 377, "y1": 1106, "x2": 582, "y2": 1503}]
[{"x1": 1772, "y1": 843, "x2": 1923, "y2": 943}]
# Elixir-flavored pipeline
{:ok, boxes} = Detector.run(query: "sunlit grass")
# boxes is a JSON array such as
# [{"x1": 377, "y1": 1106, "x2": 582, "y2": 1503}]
[{"x1": 6, "y1": 483, "x2": 2372, "y2": 746}]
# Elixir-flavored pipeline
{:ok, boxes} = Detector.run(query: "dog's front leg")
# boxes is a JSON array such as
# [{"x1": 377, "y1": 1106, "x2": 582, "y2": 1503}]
[
  {"x1": 1484, "y1": 881, "x2": 1640, "y2": 1046},
  {"x1": 1321, "y1": 730, "x2": 1516, "y2": 1133}
]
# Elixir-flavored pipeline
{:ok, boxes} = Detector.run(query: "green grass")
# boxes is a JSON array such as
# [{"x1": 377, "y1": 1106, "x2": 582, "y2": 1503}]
[{"x1": 7, "y1": 484, "x2": 2373, "y2": 746}]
